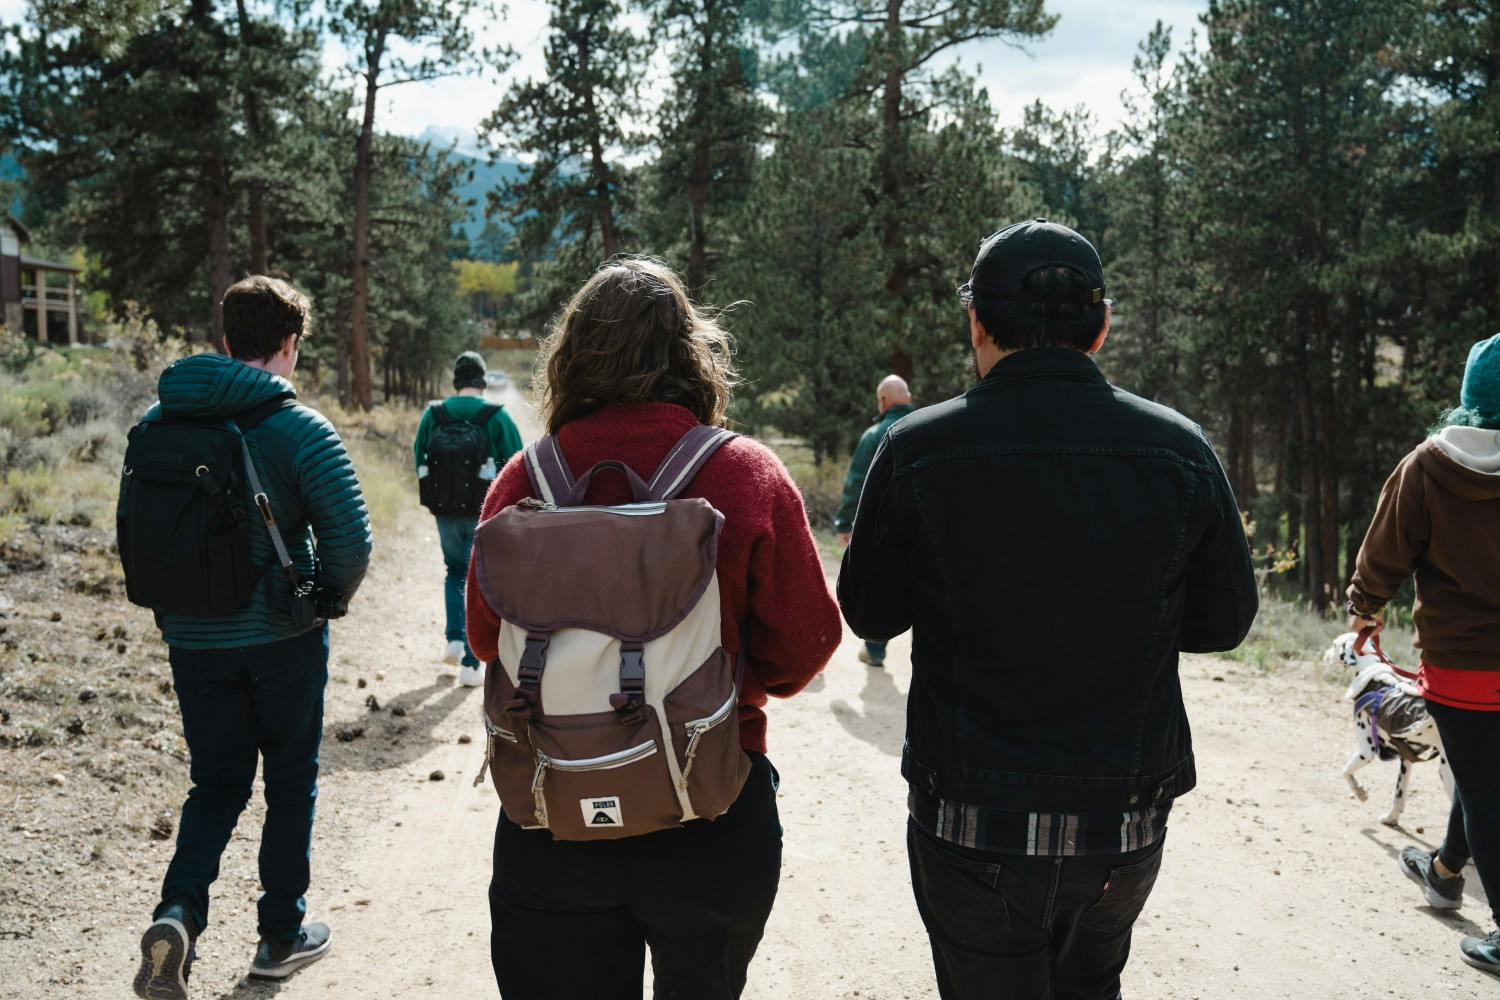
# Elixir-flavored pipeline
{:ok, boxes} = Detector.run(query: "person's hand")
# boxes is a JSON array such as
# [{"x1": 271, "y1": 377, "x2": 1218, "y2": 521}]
[
  {"x1": 837, "y1": 532, "x2": 851, "y2": 547},
  {"x1": 1348, "y1": 613, "x2": 1384, "y2": 637}
]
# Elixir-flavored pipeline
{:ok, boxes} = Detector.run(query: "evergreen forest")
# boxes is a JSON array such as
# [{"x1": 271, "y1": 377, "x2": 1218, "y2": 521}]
[{"x1": 2, "y1": 0, "x2": 1499, "y2": 611}]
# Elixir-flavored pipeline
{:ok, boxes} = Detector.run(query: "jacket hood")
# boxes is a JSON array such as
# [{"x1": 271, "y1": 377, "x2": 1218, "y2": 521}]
[
  {"x1": 156, "y1": 353, "x2": 296, "y2": 420},
  {"x1": 1419, "y1": 427, "x2": 1500, "y2": 501}
]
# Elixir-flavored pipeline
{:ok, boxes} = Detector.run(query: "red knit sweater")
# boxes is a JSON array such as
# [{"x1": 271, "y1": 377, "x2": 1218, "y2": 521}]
[{"x1": 465, "y1": 401, "x2": 841, "y2": 753}]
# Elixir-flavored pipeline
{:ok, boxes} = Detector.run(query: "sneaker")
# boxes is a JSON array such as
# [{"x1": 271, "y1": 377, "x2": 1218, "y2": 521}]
[
  {"x1": 1461, "y1": 929, "x2": 1500, "y2": 976},
  {"x1": 132, "y1": 904, "x2": 196, "y2": 1000},
  {"x1": 443, "y1": 640, "x2": 465, "y2": 666},
  {"x1": 1400, "y1": 846, "x2": 1464, "y2": 909},
  {"x1": 458, "y1": 662, "x2": 485, "y2": 687},
  {"x1": 249, "y1": 922, "x2": 332, "y2": 980},
  {"x1": 857, "y1": 649, "x2": 885, "y2": 667}
]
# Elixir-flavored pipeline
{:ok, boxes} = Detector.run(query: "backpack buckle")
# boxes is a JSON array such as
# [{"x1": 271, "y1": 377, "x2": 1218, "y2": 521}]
[
  {"x1": 254, "y1": 492, "x2": 276, "y2": 527},
  {"x1": 515, "y1": 631, "x2": 550, "y2": 707}
]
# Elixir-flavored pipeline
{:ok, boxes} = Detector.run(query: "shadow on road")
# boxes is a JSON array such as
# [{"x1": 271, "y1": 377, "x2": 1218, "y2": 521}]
[
  {"x1": 321, "y1": 674, "x2": 477, "y2": 774},
  {"x1": 830, "y1": 663, "x2": 905, "y2": 757},
  {"x1": 1360, "y1": 827, "x2": 1489, "y2": 934}
]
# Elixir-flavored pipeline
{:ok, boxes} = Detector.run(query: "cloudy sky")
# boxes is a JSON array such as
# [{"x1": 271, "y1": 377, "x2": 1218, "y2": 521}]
[
  {"x1": 363, "y1": 0, "x2": 1210, "y2": 150},
  {"x1": 0, "y1": 0, "x2": 1210, "y2": 147}
]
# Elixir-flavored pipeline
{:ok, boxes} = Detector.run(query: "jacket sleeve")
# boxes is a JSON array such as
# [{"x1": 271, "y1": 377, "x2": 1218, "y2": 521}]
[
  {"x1": 742, "y1": 457, "x2": 842, "y2": 697},
  {"x1": 1348, "y1": 452, "x2": 1429, "y2": 615},
  {"x1": 298, "y1": 416, "x2": 373, "y2": 603},
  {"x1": 837, "y1": 435, "x2": 914, "y2": 642},
  {"x1": 490, "y1": 408, "x2": 524, "y2": 465},
  {"x1": 1179, "y1": 438, "x2": 1258, "y2": 653},
  {"x1": 833, "y1": 425, "x2": 879, "y2": 533},
  {"x1": 412, "y1": 405, "x2": 433, "y2": 472}
]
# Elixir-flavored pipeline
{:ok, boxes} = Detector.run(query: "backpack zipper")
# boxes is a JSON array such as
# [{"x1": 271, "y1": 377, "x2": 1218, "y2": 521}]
[
  {"x1": 472, "y1": 713, "x2": 519, "y2": 788},
  {"x1": 530, "y1": 740, "x2": 659, "y2": 828},
  {"x1": 517, "y1": 497, "x2": 667, "y2": 516},
  {"x1": 678, "y1": 691, "x2": 738, "y2": 789}
]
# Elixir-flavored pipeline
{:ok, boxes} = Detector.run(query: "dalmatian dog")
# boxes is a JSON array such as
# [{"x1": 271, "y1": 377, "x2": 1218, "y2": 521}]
[{"x1": 1325, "y1": 631, "x2": 1453, "y2": 826}]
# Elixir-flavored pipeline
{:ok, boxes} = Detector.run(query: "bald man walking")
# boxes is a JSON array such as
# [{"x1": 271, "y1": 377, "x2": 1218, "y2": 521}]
[{"x1": 835, "y1": 375, "x2": 915, "y2": 667}]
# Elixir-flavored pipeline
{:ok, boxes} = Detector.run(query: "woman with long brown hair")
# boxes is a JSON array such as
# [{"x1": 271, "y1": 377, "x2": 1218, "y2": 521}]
[{"x1": 464, "y1": 257, "x2": 841, "y2": 999}]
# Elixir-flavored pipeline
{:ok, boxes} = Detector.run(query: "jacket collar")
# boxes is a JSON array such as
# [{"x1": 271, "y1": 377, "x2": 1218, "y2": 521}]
[
  {"x1": 878, "y1": 403, "x2": 916, "y2": 422},
  {"x1": 975, "y1": 347, "x2": 1107, "y2": 390}
]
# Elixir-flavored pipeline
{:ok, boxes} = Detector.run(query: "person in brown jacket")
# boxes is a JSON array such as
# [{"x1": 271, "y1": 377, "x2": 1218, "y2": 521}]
[{"x1": 1348, "y1": 332, "x2": 1500, "y2": 980}]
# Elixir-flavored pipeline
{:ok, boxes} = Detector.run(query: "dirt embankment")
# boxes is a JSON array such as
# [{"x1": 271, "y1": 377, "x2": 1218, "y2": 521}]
[{"x1": 1, "y1": 382, "x2": 1491, "y2": 998}]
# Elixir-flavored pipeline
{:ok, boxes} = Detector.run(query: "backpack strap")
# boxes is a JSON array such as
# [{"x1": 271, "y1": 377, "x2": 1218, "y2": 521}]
[
  {"x1": 469, "y1": 403, "x2": 502, "y2": 428},
  {"x1": 429, "y1": 400, "x2": 455, "y2": 426},
  {"x1": 648, "y1": 425, "x2": 737, "y2": 500},
  {"x1": 522, "y1": 435, "x2": 576, "y2": 506},
  {"x1": 227, "y1": 409, "x2": 301, "y2": 588}
]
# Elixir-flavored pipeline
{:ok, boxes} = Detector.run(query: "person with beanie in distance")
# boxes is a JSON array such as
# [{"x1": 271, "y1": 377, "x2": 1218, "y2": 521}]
[
  {"x1": 413, "y1": 351, "x2": 522, "y2": 686},
  {"x1": 1348, "y1": 332, "x2": 1500, "y2": 979}
]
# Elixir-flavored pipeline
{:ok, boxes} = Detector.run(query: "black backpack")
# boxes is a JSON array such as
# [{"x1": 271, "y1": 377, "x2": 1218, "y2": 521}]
[
  {"x1": 419, "y1": 401, "x2": 501, "y2": 516},
  {"x1": 117, "y1": 395, "x2": 297, "y2": 617}
]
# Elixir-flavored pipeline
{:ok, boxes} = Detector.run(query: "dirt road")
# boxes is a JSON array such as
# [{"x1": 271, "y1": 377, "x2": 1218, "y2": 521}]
[{"x1": 4, "y1": 385, "x2": 1492, "y2": 997}]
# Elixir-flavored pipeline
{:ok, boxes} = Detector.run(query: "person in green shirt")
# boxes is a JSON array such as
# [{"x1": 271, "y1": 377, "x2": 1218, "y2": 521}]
[
  {"x1": 412, "y1": 351, "x2": 523, "y2": 685},
  {"x1": 834, "y1": 374, "x2": 915, "y2": 667}
]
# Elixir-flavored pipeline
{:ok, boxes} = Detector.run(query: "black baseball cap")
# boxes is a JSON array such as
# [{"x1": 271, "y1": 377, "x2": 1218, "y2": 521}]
[{"x1": 959, "y1": 218, "x2": 1106, "y2": 306}]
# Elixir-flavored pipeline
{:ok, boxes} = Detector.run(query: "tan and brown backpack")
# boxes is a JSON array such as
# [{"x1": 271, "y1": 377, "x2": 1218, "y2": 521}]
[{"x1": 471, "y1": 425, "x2": 750, "y2": 840}]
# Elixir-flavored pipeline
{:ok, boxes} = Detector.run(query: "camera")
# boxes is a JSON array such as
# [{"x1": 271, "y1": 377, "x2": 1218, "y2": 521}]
[{"x1": 288, "y1": 579, "x2": 317, "y2": 628}]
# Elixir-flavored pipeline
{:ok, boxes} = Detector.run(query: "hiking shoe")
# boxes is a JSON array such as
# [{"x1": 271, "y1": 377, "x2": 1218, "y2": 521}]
[
  {"x1": 249, "y1": 922, "x2": 331, "y2": 979},
  {"x1": 458, "y1": 662, "x2": 484, "y2": 687},
  {"x1": 133, "y1": 905, "x2": 195, "y2": 1000},
  {"x1": 1400, "y1": 846, "x2": 1464, "y2": 909},
  {"x1": 443, "y1": 640, "x2": 465, "y2": 666},
  {"x1": 858, "y1": 649, "x2": 884, "y2": 667},
  {"x1": 1461, "y1": 929, "x2": 1500, "y2": 976}
]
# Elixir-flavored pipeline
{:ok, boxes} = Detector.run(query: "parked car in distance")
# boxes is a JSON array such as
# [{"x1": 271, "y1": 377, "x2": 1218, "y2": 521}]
[{"x1": 485, "y1": 370, "x2": 509, "y2": 389}]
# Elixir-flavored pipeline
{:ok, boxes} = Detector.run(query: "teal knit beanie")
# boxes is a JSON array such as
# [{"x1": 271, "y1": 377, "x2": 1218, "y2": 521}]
[{"x1": 1460, "y1": 333, "x2": 1500, "y2": 426}]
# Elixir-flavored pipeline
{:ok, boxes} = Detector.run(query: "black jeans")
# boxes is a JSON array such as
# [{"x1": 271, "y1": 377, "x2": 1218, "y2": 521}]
[
  {"x1": 490, "y1": 751, "x2": 782, "y2": 1000},
  {"x1": 159, "y1": 624, "x2": 328, "y2": 941},
  {"x1": 1428, "y1": 701, "x2": 1500, "y2": 925},
  {"x1": 907, "y1": 820, "x2": 1165, "y2": 1000}
]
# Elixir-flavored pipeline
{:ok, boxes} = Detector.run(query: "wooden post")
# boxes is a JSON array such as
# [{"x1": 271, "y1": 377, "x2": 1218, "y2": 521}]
[
  {"x1": 34, "y1": 270, "x2": 47, "y2": 345},
  {"x1": 66, "y1": 273, "x2": 78, "y2": 345}
]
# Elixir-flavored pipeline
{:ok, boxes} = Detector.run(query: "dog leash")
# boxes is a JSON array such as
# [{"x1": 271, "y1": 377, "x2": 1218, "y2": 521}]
[{"x1": 1353, "y1": 625, "x2": 1419, "y2": 682}]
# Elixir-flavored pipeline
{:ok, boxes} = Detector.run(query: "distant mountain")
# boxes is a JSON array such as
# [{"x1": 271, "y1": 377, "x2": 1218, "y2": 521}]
[{"x1": 416, "y1": 125, "x2": 527, "y2": 233}]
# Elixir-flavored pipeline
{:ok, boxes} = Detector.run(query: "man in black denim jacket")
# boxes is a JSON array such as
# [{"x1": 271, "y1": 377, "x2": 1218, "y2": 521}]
[{"x1": 838, "y1": 219, "x2": 1258, "y2": 1000}]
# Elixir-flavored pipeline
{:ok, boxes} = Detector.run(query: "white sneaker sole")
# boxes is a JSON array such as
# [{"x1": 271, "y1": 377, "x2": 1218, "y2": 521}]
[{"x1": 133, "y1": 917, "x2": 189, "y2": 1000}]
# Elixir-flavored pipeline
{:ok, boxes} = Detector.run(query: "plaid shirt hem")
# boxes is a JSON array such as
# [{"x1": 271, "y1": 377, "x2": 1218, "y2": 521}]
[{"x1": 908, "y1": 787, "x2": 1171, "y2": 857}]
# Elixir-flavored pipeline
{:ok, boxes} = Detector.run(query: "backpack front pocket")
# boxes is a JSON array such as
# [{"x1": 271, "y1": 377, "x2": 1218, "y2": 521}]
[
  {"x1": 527, "y1": 707, "x2": 680, "y2": 840},
  {"x1": 664, "y1": 651, "x2": 750, "y2": 820}
]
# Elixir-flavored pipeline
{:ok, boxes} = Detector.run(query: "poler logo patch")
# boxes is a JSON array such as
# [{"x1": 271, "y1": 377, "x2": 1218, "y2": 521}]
[{"x1": 583, "y1": 797, "x2": 622, "y2": 827}]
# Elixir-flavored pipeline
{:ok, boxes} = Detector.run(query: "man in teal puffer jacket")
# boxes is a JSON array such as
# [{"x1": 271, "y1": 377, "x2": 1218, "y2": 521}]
[{"x1": 125, "y1": 276, "x2": 372, "y2": 999}]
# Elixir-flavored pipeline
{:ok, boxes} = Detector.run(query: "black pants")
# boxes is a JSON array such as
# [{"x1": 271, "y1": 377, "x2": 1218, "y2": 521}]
[
  {"x1": 908, "y1": 820, "x2": 1165, "y2": 1000},
  {"x1": 490, "y1": 751, "x2": 781, "y2": 1000},
  {"x1": 1428, "y1": 702, "x2": 1500, "y2": 925},
  {"x1": 1439, "y1": 796, "x2": 1471, "y2": 873}
]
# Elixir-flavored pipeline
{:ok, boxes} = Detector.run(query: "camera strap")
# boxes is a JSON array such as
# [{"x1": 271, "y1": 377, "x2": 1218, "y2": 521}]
[{"x1": 228, "y1": 417, "x2": 301, "y2": 587}]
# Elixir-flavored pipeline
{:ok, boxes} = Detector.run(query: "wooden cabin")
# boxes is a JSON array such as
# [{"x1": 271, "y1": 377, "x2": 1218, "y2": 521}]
[{"x1": 1, "y1": 215, "x2": 83, "y2": 345}]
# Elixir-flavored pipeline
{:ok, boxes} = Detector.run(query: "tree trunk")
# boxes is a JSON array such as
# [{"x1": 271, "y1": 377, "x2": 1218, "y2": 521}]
[
  {"x1": 202, "y1": 152, "x2": 232, "y2": 353},
  {"x1": 684, "y1": 4, "x2": 715, "y2": 290},
  {"x1": 236, "y1": 0, "x2": 270, "y2": 275},
  {"x1": 350, "y1": 32, "x2": 383, "y2": 412},
  {"x1": 577, "y1": 21, "x2": 617, "y2": 260}
]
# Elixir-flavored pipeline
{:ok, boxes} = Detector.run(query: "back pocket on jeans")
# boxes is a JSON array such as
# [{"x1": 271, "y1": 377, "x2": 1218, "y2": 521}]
[{"x1": 1078, "y1": 839, "x2": 1165, "y2": 932}]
